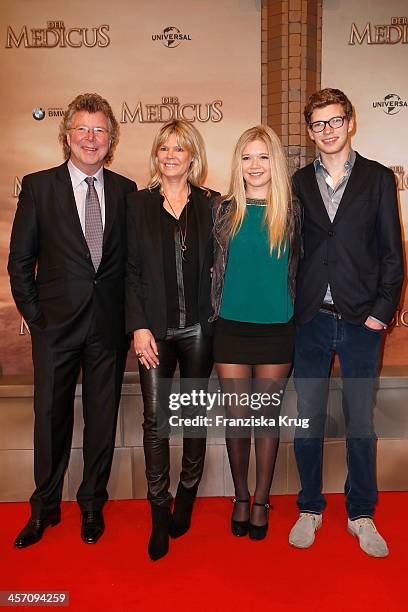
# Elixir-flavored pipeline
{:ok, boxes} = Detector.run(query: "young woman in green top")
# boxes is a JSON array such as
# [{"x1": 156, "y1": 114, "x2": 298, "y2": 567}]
[{"x1": 211, "y1": 125, "x2": 301, "y2": 540}]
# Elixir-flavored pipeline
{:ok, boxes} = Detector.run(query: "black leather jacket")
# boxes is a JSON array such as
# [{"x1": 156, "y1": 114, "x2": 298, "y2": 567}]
[{"x1": 210, "y1": 197, "x2": 302, "y2": 322}]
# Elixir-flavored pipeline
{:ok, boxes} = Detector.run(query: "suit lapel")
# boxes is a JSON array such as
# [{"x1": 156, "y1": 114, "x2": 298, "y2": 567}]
[
  {"x1": 146, "y1": 187, "x2": 165, "y2": 286},
  {"x1": 302, "y1": 164, "x2": 332, "y2": 230},
  {"x1": 54, "y1": 162, "x2": 89, "y2": 252},
  {"x1": 102, "y1": 168, "x2": 118, "y2": 248},
  {"x1": 191, "y1": 186, "x2": 210, "y2": 273}
]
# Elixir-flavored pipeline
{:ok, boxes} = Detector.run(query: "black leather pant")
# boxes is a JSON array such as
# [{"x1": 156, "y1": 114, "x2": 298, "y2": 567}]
[{"x1": 139, "y1": 323, "x2": 213, "y2": 507}]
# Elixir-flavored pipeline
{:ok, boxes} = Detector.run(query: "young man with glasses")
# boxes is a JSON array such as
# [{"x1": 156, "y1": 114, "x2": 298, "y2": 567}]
[
  {"x1": 289, "y1": 88, "x2": 403, "y2": 557},
  {"x1": 8, "y1": 93, "x2": 136, "y2": 548}
]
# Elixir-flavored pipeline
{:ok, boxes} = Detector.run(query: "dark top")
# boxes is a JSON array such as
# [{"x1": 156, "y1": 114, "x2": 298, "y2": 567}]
[
  {"x1": 292, "y1": 152, "x2": 403, "y2": 325},
  {"x1": 126, "y1": 184, "x2": 220, "y2": 339},
  {"x1": 161, "y1": 199, "x2": 199, "y2": 328}
]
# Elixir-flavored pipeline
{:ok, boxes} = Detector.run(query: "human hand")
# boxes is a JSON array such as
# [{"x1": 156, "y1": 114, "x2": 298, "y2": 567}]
[
  {"x1": 364, "y1": 317, "x2": 384, "y2": 331},
  {"x1": 133, "y1": 329, "x2": 159, "y2": 369}
]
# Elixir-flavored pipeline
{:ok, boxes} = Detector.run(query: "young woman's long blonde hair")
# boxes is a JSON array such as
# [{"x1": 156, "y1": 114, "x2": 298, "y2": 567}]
[{"x1": 224, "y1": 125, "x2": 291, "y2": 255}]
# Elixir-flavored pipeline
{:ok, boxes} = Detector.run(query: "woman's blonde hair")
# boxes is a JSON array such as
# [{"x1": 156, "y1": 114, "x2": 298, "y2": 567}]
[
  {"x1": 148, "y1": 119, "x2": 208, "y2": 188},
  {"x1": 224, "y1": 125, "x2": 291, "y2": 255}
]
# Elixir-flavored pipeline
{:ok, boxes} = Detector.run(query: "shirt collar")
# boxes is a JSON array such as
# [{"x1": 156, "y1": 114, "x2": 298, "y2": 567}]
[
  {"x1": 67, "y1": 160, "x2": 104, "y2": 189},
  {"x1": 313, "y1": 148, "x2": 356, "y2": 175}
]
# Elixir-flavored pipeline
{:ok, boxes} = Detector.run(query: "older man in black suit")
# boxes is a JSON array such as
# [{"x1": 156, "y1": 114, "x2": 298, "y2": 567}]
[
  {"x1": 289, "y1": 88, "x2": 403, "y2": 557},
  {"x1": 8, "y1": 93, "x2": 137, "y2": 547}
]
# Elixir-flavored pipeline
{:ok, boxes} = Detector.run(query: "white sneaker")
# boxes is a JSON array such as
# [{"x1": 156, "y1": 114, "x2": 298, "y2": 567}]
[
  {"x1": 347, "y1": 518, "x2": 389, "y2": 558},
  {"x1": 289, "y1": 512, "x2": 322, "y2": 548}
]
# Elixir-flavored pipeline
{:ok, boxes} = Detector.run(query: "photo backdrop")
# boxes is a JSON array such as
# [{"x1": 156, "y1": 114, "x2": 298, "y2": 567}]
[
  {"x1": 0, "y1": 0, "x2": 261, "y2": 374},
  {"x1": 2, "y1": 0, "x2": 407, "y2": 373}
]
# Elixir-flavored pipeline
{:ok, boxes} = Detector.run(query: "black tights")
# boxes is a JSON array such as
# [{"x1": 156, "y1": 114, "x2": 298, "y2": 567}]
[{"x1": 216, "y1": 362, "x2": 291, "y2": 526}]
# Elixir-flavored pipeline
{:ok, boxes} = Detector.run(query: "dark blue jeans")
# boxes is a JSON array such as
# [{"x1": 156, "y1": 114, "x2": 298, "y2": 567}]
[{"x1": 294, "y1": 310, "x2": 384, "y2": 520}]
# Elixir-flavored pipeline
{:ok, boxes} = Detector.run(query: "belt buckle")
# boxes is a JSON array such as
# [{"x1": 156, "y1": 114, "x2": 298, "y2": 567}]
[{"x1": 320, "y1": 303, "x2": 341, "y2": 319}]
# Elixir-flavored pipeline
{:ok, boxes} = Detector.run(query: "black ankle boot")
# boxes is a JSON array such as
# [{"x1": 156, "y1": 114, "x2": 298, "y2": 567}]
[
  {"x1": 169, "y1": 482, "x2": 198, "y2": 539},
  {"x1": 148, "y1": 504, "x2": 171, "y2": 561}
]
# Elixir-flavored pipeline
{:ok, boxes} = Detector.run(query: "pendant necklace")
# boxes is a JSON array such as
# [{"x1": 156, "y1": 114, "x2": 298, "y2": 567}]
[{"x1": 162, "y1": 185, "x2": 190, "y2": 258}]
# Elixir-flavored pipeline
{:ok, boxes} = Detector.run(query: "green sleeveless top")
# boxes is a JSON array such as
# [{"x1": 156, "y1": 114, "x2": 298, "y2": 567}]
[{"x1": 220, "y1": 200, "x2": 293, "y2": 324}]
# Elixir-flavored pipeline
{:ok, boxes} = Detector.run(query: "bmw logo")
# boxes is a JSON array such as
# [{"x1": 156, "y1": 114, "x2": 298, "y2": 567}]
[{"x1": 32, "y1": 107, "x2": 46, "y2": 120}]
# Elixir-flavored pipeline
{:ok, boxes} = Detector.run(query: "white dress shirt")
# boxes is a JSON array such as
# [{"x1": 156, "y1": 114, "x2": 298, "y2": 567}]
[{"x1": 67, "y1": 160, "x2": 106, "y2": 233}]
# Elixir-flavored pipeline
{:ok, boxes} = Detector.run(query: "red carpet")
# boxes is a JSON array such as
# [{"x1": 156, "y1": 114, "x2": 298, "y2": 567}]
[{"x1": 1, "y1": 493, "x2": 406, "y2": 611}]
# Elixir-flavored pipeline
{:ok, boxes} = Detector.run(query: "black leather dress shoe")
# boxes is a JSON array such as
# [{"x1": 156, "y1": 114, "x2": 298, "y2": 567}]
[
  {"x1": 81, "y1": 511, "x2": 104, "y2": 544},
  {"x1": 14, "y1": 512, "x2": 61, "y2": 548}
]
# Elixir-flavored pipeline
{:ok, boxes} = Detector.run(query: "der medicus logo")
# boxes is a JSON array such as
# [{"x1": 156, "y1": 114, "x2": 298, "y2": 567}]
[{"x1": 6, "y1": 20, "x2": 110, "y2": 48}]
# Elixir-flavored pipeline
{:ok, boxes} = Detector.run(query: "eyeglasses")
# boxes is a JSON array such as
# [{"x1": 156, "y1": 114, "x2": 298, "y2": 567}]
[
  {"x1": 309, "y1": 116, "x2": 346, "y2": 133},
  {"x1": 69, "y1": 126, "x2": 110, "y2": 138}
]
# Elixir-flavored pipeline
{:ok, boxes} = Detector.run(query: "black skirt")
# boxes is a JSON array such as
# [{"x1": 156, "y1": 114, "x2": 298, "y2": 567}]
[{"x1": 214, "y1": 317, "x2": 294, "y2": 364}]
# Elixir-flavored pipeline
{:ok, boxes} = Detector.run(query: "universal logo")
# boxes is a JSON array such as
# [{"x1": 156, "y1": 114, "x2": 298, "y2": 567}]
[
  {"x1": 390, "y1": 166, "x2": 408, "y2": 191},
  {"x1": 152, "y1": 26, "x2": 191, "y2": 48},
  {"x1": 349, "y1": 16, "x2": 408, "y2": 45},
  {"x1": 6, "y1": 20, "x2": 110, "y2": 48},
  {"x1": 32, "y1": 107, "x2": 64, "y2": 120},
  {"x1": 372, "y1": 94, "x2": 407, "y2": 115},
  {"x1": 121, "y1": 96, "x2": 223, "y2": 124}
]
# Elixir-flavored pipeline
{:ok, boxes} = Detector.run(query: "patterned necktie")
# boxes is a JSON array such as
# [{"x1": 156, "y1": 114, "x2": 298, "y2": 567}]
[{"x1": 85, "y1": 176, "x2": 103, "y2": 271}]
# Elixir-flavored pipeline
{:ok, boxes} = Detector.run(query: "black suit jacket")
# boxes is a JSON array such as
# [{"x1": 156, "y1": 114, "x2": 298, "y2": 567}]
[
  {"x1": 8, "y1": 162, "x2": 137, "y2": 349},
  {"x1": 293, "y1": 152, "x2": 404, "y2": 325},
  {"x1": 125, "y1": 184, "x2": 219, "y2": 339}
]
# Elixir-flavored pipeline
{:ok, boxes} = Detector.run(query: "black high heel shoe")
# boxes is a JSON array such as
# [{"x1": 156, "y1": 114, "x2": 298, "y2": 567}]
[
  {"x1": 231, "y1": 497, "x2": 250, "y2": 537},
  {"x1": 249, "y1": 501, "x2": 271, "y2": 541}
]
